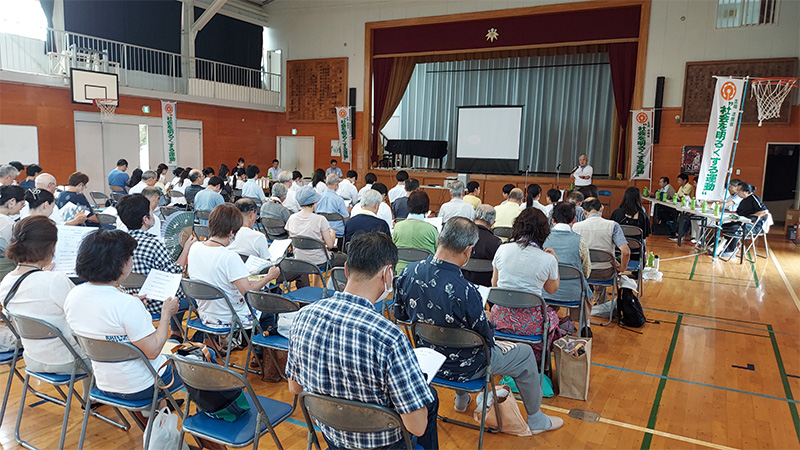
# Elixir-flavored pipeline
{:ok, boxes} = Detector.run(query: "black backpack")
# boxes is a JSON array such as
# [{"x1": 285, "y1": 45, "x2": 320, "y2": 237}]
[{"x1": 617, "y1": 287, "x2": 646, "y2": 327}]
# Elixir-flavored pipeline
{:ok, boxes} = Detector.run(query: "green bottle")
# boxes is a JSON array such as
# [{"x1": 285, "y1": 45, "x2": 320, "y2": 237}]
[
  {"x1": 570, "y1": 181, "x2": 574, "y2": 190},
  {"x1": 643, "y1": 186, "x2": 649, "y2": 197},
  {"x1": 691, "y1": 197, "x2": 696, "y2": 209},
  {"x1": 673, "y1": 195, "x2": 679, "y2": 205},
  {"x1": 647, "y1": 251, "x2": 655, "y2": 267},
  {"x1": 702, "y1": 201, "x2": 708, "y2": 213}
]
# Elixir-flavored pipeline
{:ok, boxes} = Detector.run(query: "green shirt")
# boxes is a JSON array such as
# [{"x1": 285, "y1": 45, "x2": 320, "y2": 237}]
[{"x1": 392, "y1": 219, "x2": 438, "y2": 273}]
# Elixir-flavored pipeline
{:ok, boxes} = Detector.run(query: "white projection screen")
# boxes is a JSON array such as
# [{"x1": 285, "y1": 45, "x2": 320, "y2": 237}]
[{"x1": 455, "y1": 106, "x2": 522, "y2": 174}]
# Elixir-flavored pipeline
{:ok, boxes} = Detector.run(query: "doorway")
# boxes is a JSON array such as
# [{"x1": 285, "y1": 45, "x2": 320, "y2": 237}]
[
  {"x1": 277, "y1": 136, "x2": 314, "y2": 178},
  {"x1": 762, "y1": 142, "x2": 800, "y2": 223}
]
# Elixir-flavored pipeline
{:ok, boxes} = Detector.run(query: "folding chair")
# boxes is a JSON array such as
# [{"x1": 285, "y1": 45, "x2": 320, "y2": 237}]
[
  {"x1": 278, "y1": 258, "x2": 329, "y2": 303},
  {"x1": 194, "y1": 209, "x2": 212, "y2": 224},
  {"x1": 170, "y1": 354, "x2": 291, "y2": 450},
  {"x1": 587, "y1": 249, "x2": 619, "y2": 326},
  {"x1": 110, "y1": 193, "x2": 126, "y2": 203},
  {"x1": 289, "y1": 236, "x2": 334, "y2": 281},
  {"x1": 492, "y1": 226, "x2": 513, "y2": 240},
  {"x1": 243, "y1": 291, "x2": 298, "y2": 380},
  {"x1": 739, "y1": 215, "x2": 770, "y2": 264},
  {"x1": 167, "y1": 190, "x2": 184, "y2": 200},
  {"x1": 598, "y1": 190, "x2": 612, "y2": 214},
  {"x1": 74, "y1": 336, "x2": 183, "y2": 450},
  {"x1": 486, "y1": 288, "x2": 549, "y2": 377},
  {"x1": 329, "y1": 266, "x2": 347, "y2": 292},
  {"x1": 259, "y1": 217, "x2": 288, "y2": 241},
  {"x1": 621, "y1": 225, "x2": 645, "y2": 296},
  {"x1": 0, "y1": 308, "x2": 27, "y2": 429},
  {"x1": 397, "y1": 247, "x2": 432, "y2": 265},
  {"x1": 412, "y1": 323, "x2": 499, "y2": 450},
  {"x1": 300, "y1": 392, "x2": 419, "y2": 450},
  {"x1": 180, "y1": 279, "x2": 254, "y2": 370},
  {"x1": 318, "y1": 212, "x2": 344, "y2": 223},
  {"x1": 158, "y1": 206, "x2": 180, "y2": 219},
  {"x1": 95, "y1": 213, "x2": 118, "y2": 227},
  {"x1": 461, "y1": 258, "x2": 493, "y2": 279},
  {"x1": 8, "y1": 313, "x2": 122, "y2": 450},
  {"x1": 544, "y1": 264, "x2": 589, "y2": 331},
  {"x1": 121, "y1": 273, "x2": 186, "y2": 336},
  {"x1": 89, "y1": 191, "x2": 110, "y2": 209},
  {"x1": 193, "y1": 224, "x2": 210, "y2": 240}
]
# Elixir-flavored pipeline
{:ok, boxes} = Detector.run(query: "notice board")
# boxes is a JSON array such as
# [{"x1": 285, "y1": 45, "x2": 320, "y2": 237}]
[{"x1": 286, "y1": 57, "x2": 348, "y2": 123}]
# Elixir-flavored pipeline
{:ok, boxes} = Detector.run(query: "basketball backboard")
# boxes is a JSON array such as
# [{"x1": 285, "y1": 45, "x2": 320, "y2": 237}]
[{"x1": 70, "y1": 68, "x2": 119, "y2": 105}]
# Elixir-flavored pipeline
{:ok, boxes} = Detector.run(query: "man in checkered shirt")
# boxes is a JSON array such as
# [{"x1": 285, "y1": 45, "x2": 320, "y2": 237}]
[
  {"x1": 117, "y1": 194, "x2": 194, "y2": 338},
  {"x1": 287, "y1": 232, "x2": 439, "y2": 450}
]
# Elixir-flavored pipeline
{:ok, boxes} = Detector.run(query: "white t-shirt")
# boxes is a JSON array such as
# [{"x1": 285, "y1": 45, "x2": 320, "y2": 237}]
[
  {"x1": 0, "y1": 214, "x2": 15, "y2": 250},
  {"x1": 336, "y1": 179, "x2": 359, "y2": 206},
  {"x1": 18, "y1": 203, "x2": 66, "y2": 225},
  {"x1": 524, "y1": 200, "x2": 549, "y2": 216},
  {"x1": 315, "y1": 181, "x2": 327, "y2": 195},
  {"x1": 129, "y1": 181, "x2": 148, "y2": 195},
  {"x1": 492, "y1": 242, "x2": 559, "y2": 297},
  {"x1": 352, "y1": 202, "x2": 393, "y2": 231},
  {"x1": 102, "y1": 206, "x2": 162, "y2": 239},
  {"x1": 227, "y1": 226, "x2": 270, "y2": 260},
  {"x1": 285, "y1": 213, "x2": 332, "y2": 265},
  {"x1": 0, "y1": 271, "x2": 82, "y2": 367},
  {"x1": 283, "y1": 188, "x2": 301, "y2": 213},
  {"x1": 64, "y1": 284, "x2": 166, "y2": 394},
  {"x1": 388, "y1": 183, "x2": 406, "y2": 204},
  {"x1": 574, "y1": 165, "x2": 593, "y2": 186},
  {"x1": 187, "y1": 243, "x2": 252, "y2": 328}
]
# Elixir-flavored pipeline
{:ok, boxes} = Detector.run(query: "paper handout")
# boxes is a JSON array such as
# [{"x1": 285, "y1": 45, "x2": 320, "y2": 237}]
[
  {"x1": 414, "y1": 347, "x2": 446, "y2": 385},
  {"x1": 52, "y1": 225, "x2": 95, "y2": 277},
  {"x1": 138, "y1": 270, "x2": 183, "y2": 302}
]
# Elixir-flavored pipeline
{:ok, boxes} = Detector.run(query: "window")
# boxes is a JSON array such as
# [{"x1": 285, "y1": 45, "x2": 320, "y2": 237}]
[
  {"x1": 139, "y1": 124, "x2": 150, "y2": 171},
  {"x1": 717, "y1": 0, "x2": 779, "y2": 28},
  {"x1": 0, "y1": 0, "x2": 47, "y2": 40}
]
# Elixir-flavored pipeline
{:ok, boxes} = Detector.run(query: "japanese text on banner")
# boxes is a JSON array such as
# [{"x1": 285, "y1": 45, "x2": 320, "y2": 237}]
[
  {"x1": 161, "y1": 101, "x2": 178, "y2": 165},
  {"x1": 335, "y1": 107, "x2": 352, "y2": 163},
  {"x1": 629, "y1": 110, "x2": 653, "y2": 180}
]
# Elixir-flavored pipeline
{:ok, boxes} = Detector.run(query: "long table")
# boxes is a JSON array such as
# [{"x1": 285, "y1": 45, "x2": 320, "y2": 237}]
[{"x1": 643, "y1": 196, "x2": 750, "y2": 247}]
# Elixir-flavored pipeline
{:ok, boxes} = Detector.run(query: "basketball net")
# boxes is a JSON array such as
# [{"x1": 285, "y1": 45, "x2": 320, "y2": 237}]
[
  {"x1": 94, "y1": 98, "x2": 117, "y2": 121},
  {"x1": 751, "y1": 78, "x2": 798, "y2": 126}
]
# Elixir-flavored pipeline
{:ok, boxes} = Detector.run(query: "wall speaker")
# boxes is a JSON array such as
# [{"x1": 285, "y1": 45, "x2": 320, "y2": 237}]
[
  {"x1": 653, "y1": 76, "x2": 664, "y2": 144},
  {"x1": 349, "y1": 87, "x2": 356, "y2": 139}
]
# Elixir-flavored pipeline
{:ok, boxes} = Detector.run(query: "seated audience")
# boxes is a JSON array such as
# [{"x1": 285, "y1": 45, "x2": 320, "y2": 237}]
[
  {"x1": 393, "y1": 191, "x2": 438, "y2": 273},
  {"x1": 566, "y1": 190, "x2": 587, "y2": 222},
  {"x1": 358, "y1": 172, "x2": 377, "y2": 199},
  {"x1": 395, "y1": 217, "x2": 563, "y2": 434},
  {"x1": 216, "y1": 164, "x2": 233, "y2": 202},
  {"x1": 344, "y1": 189, "x2": 390, "y2": 247},
  {"x1": 56, "y1": 172, "x2": 99, "y2": 225},
  {"x1": 724, "y1": 178, "x2": 743, "y2": 211},
  {"x1": 315, "y1": 173, "x2": 350, "y2": 237},
  {"x1": 155, "y1": 163, "x2": 170, "y2": 192},
  {"x1": 438, "y1": 180, "x2": 474, "y2": 222},
  {"x1": 326, "y1": 159, "x2": 343, "y2": 178},
  {"x1": 24, "y1": 173, "x2": 85, "y2": 225},
  {"x1": 494, "y1": 187, "x2": 523, "y2": 228},
  {"x1": 543, "y1": 202, "x2": 593, "y2": 336},
  {"x1": 277, "y1": 171, "x2": 300, "y2": 213},
  {"x1": 227, "y1": 198, "x2": 271, "y2": 260},
  {"x1": 391, "y1": 177, "x2": 419, "y2": 220},
  {"x1": 241, "y1": 165, "x2": 266, "y2": 202},
  {"x1": 192, "y1": 176, "x2": 225, "y2": 217},
  {"x1": 0, "y1": 186, "x2": 27, "y2": 278},
  {"x1": 657, "y1": 176, "x2": 676, "y2": 199},
  {"x1": 675, "y1": 172, "x2": 693, "y2": 199},
  {"x1": 653, "y1": 176, "x2": 678, "y2": 228},
  {"x1": 720, "y1": 182, "x2": 768, "y2": 257},
  {"x1": 0, "y1": 164, "x2": 20, "y2": 186},
  {"x1": 202, "y1": 167, "x2": 216, "y2": 187},
  {"x1": 117, "y1": 194, "x2": 192, "y2": 338},
  {"x1": 611, "y1": 187, "x2": 651, "y2": 243},
  {"x1": 285, "y1": 186, "x2": 346, "y2": 274},
  {"x1": 544, "y1": 188, "x2": 561, "y2": 218},
  {"x1": 24, "y1": 188, "x2": 56, "y2": 218},
  {"x1": 0, "y1": 216, "x2": 87, "y2": 379},
  {"x1": 126, "y1": 169, "x2": 143, "y2": 192},
  {"x1": 462, "y1": 204, "x2": 501, "y2": 287},
  {"x1": 291, "y1": 170, "x2": 303, "y2": 192},
  {"x1": 64, "y1": 230, "x2": 179, "y2": 405},
  {"x1": 184, "y1": 169, "x2": 205, "y2": 206},
  {"x1": 578, "y1": 184, "x2": 599, "y2": 201},
  {"x1": 130, "y1": 170, "x2": 157, "y2": 195},
  {"x1": 388, "y1": 170, "x2": 408, "y2": 204},
  {"x1": 187, "y1": 204, "x2": 280, "y2": 329},
  {"x1": 107, "y1": 159, "x2": 129, "y2": 193},
  {"x1": 352, "y1": 183, "x2": 393, "y2": 230},
  {"x1": 20, "y1": 164, "x2": 41, "y2": 190},
  {"x1": 336, "y1": 170, "x2": 359, "y2": 206},
  {"x1": 572, "y1": 198, "x2": 630, "y2": 284},
  {"x1": 490, "y1": 207, "x2": 562, "y2": 343},
  {"x1": 500, "y1": 183, "x2": 515, "y2": 204},
  {"x1": 525, "y1": 184, "x2": 548, "y2": 214},
  {"x1": 287, "y1": 232, "x2": 439, "y2": 450},
  {"x1": 311, "y1": 169, "x2": 327, "y2": 195},
  {"x1": 260, "y1": 182, "x2": 292, "y2": 237},
  {"x1": 463, "y1": 181, "x2": 481, "y2": 210}
]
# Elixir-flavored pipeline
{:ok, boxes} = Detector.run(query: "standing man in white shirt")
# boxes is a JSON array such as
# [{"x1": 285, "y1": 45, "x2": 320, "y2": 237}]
[
  {"x1": 388, "y1": 171, "x2": 408, "y2": 204},
  {"x1": 267, "y1": 159, "x2": 282, "y2": 180},
  {"x1": 241, "y1": 165, "x2": 266, "y2": 202},
  {"x1": 438, "y1": 180, "x2": 475, "y2": 222},
  {"x1": 337, "y1": 170, "x2": 359, "y2": 206},
  {"x1": 129, "y1": 170, "x2": 157, "y2": 194},
  {"x1": 571, "y1": 154, "x2": 593, "y2": 187}
]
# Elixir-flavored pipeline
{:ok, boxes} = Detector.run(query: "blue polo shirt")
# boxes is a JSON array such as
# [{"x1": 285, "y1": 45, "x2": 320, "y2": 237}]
[{"x1": 108, "y1": 169, "x2": 130, "y2": 193}]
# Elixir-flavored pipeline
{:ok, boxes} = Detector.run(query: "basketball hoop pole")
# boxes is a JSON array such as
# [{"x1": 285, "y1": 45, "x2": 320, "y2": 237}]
[{"x1": 712, "y1": 76, "x2": 749, "y2": 259}]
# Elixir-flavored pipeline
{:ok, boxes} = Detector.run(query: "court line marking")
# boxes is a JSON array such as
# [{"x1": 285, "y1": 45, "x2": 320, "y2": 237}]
[
  {"x1": 689, "y1": 253, "x2": 699, "y2": 280},
  {"x1": 747, "y1": 251, "x2": 760, "y2": 287},
  {"x1": 659, "y1": 254, "x2": 700, "y2": 262},
  {"x1": 641, "y1": 314, "x2": 682, "y2": 450},
  {"x1": 540, "y1": 404, "x2": 739, "y2": 450},
  {"x1": 643, "y1": 306, "x2": 766, "y2": 326},
  {"x1": 767, "y1": 324, "x2": 800, "y2": 445},
  {"x1": 657, "y1": 319, "x2": 768, "y2": 338},
  {"x1": 769, "y1": 249, "x2": 800, "y2": 314},
  {"x1": 593, "y1": 362, "x2": 800, "y2": 405}
]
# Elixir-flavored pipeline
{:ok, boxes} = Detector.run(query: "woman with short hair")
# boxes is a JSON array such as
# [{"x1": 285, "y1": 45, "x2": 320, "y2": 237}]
[
  {"x1": 392, "y1": 190, "x2": 438, "y2": 273},
  {"x1": 0, "y1": 185, "x2": 26, "y2": 279}
]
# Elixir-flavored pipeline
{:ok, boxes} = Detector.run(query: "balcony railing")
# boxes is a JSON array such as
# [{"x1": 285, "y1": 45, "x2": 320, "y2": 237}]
[{"x1": 0, "y1": 22, "x2": 281, "y2": 107}]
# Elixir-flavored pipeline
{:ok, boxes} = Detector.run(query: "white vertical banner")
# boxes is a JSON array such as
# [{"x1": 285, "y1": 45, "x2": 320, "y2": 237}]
[
  {"x1": 697, "y1": 77, "x2": 745, "y2": 201},
  {"x1": 335, "y1": 107, "x2": 352, "y2": 163},
  {"x1": 629, "y1": 109, "x2": 653, "y2": 180},
  {"x1": 161, "y1": 101, "x2": 178, "y2": 165}
]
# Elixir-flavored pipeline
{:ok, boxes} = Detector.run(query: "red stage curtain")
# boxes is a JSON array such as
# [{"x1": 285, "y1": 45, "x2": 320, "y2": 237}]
[
  {"x1": 371, "y1": 58, "x2": 393, "y2": 163},
  {"x1": 608, "y1": 42, "x2": 639, "y2": 175}
]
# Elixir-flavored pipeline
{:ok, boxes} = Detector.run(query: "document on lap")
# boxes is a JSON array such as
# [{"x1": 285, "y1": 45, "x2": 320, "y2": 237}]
[
  {"x1": 245, "y1": 255, "x2": 281, "y2": 275},
  {"x1": 267, "y1": 239, "x2": 292, "y2": 261},
  {"x1": 414, "y1": 347, "x2": 446, "y2": 385},
  {"x1": 476, "y1": 285, "x2": 490, "y2": 307},
  {"x1": 52, "y1": 225, "x2": 94, "y2": 277},
  {"x1": 139, "y1": 269, "x2": 182, "y2": 301}
]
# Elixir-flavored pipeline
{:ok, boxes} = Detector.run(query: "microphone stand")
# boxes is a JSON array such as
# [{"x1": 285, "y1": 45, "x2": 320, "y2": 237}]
[
  {"x1": 524, "y1": 164, "x2": 530, "y2": 188},
  {"x1": 556, "y1": 163, "x2": 562, "y2": 189}
]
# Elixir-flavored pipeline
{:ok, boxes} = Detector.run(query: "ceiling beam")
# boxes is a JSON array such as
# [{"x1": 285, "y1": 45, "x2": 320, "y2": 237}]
[
  {"x1": 180, "y1": 0, "x2": 269, "y2": 28},
  {"x1": 192, "y1": 0, "x2": 228, "y2": 34}
]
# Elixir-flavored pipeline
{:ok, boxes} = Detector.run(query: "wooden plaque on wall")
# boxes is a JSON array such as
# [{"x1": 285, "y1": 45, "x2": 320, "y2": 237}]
[
  {"x1": 681, "y1": 57, "x2": 798, "y2": 124},
  {"x1": 286, "y1": 57, "x2": 348, "y2": 123}
]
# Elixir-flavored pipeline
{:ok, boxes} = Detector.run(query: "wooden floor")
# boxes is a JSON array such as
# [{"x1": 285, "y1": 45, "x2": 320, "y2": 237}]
[{"x1": 2, "y1": 231, "x2": 799, "y2": 450}]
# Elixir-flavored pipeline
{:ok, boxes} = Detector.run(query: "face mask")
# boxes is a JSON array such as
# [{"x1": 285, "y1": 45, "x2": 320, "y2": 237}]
[{"x1": 377, "y1": 266, "x2": 393, "y2": 303}]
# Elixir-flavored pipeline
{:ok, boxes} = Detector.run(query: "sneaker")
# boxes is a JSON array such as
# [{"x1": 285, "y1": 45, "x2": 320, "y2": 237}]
[
  {"x1": 454, "y1": 394, "x2": 471, "y2": 413},
  {"x1": 690, "y1": 238, "x2": 698, "y2": 244},
  {"x1": 531, "y1": 415, "x2": 565, "y2": 435},
  {"x1": 668, "y1": 236, "x2": 678, "y2": 242}
]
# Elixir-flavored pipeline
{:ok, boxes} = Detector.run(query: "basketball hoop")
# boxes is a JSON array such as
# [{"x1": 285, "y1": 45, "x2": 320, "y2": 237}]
[
  {"x1": 750, "y1": 77, "x2": 799, "y2": 126},
  {"x1": 93, "y1": 98, "x2": 117, "y2": 121}
]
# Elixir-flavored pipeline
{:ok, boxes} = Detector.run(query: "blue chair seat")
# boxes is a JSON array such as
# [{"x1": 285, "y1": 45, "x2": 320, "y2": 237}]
[
  {"x1": 0, "y1": 350, "x2": 18, "y2": 364},
  {"x1": 431, "y1": 376, "x2": 485, "y2": 393},
  {"x1": 283, "y1": 287, "x2": 327, "y2": 303},
  {"x1": 627, "y1": 260, "x2": 640, "y2": 271},
  {"x1": 186, "y1": 318, "x2": 231, "y2": 335},
  {"x1": 544, "y1": 299, "x2": 581, "y2": 308},
  {"x1": 251, "y1": 334, "x2": 289, "y2": 351},
  {"x1": 374, "y1": 297, "x2": 395, "y2": 313},
  {"x1": 588, "y1": 279, "x2": 615, "y2": 287},
  {"x1": 89, "y1": 378, "x2": 183, "y2": 410},
  {"x1": 182, "y1": 393, "x2": 292, "y2": 447},
  {"x1": 27, "y1": 371, "x2": 88, "y2": 385},
  {"x1": 494, "y1": 330, "x2": 542, "y2": 344}
]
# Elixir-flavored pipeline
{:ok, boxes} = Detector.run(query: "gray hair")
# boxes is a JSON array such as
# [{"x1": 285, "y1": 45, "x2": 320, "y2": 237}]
[
  {"x1": 508, "y1": 188, "x2": 524, "y2": 202},
  {"x1": 35, "y1": 173, "x2": 56, "y2": 188},
  {"x1": 235, "y1": 197, "x2": 258, "y2": 214},
  {"x1": 448, "y1": 180, "x2": 465, "y2": 198},
  {"x1": 141, "y1": 170, "x2": 157, "y2": 181},
  {"x1": 277, "y1": 170, "x2": 292, "y2": 183},
  {"x1": 0, "y1": 164, "x2": 20, "y2": 179},
  {"x1": 360, "y1": 189, "x2": 382, "y2": 208},
  {"x1": 439, "y1": 217, "x2": 479, "y2": 253},
  {"x1": 271, "y1": 181, "x2": 287, "y2": 199},
  {"x1": 474, "y1": 204, "x2": 496, "y2": 225},
  {"x1": 326, "y1": 173, "x2": 340, "y2": 186},
  {"x1": 188, "y1": 169, "x2": 203, "y2": 182},
  {"x1": 142, "y1": 186, "x2": 160, "y2": 199}
]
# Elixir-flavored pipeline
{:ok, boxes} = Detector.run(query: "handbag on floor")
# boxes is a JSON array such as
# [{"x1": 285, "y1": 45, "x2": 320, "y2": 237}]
[
  {"x1": 145, "y1": 407, "x2": 188, "y2": 450},
  {"x1": 553, "y1": 336, "x2": 591, "y2": 400},
  {"x1": 473, "y1": 384, "x2": 531, "y2": 436}
]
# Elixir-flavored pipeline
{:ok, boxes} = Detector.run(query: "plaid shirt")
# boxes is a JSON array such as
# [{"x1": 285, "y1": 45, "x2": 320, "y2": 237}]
[
  {"x1": 286, "y1": 291, "x2": 433, "y2": 449},
  {"x1": 127, "y1": 229, "x2": 184, "y2": 315}
]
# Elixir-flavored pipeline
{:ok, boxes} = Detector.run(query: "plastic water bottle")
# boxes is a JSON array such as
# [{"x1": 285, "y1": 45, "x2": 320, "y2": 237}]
[
  {"x1": 702, "y1": 201, "x2": 708, "y2": 213},
  {"x1": 643, "y1": 187, "x2": 649, "y2": 197},
  {"x1": 691, "y1": 197, "x2": 696, "y2": 209},
  {"x1": 570, "y1": 181, "x2": 574, "y2": 190},
  {"x1": 647, "y1": 251, "x2": 655, "y2": 267}
]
